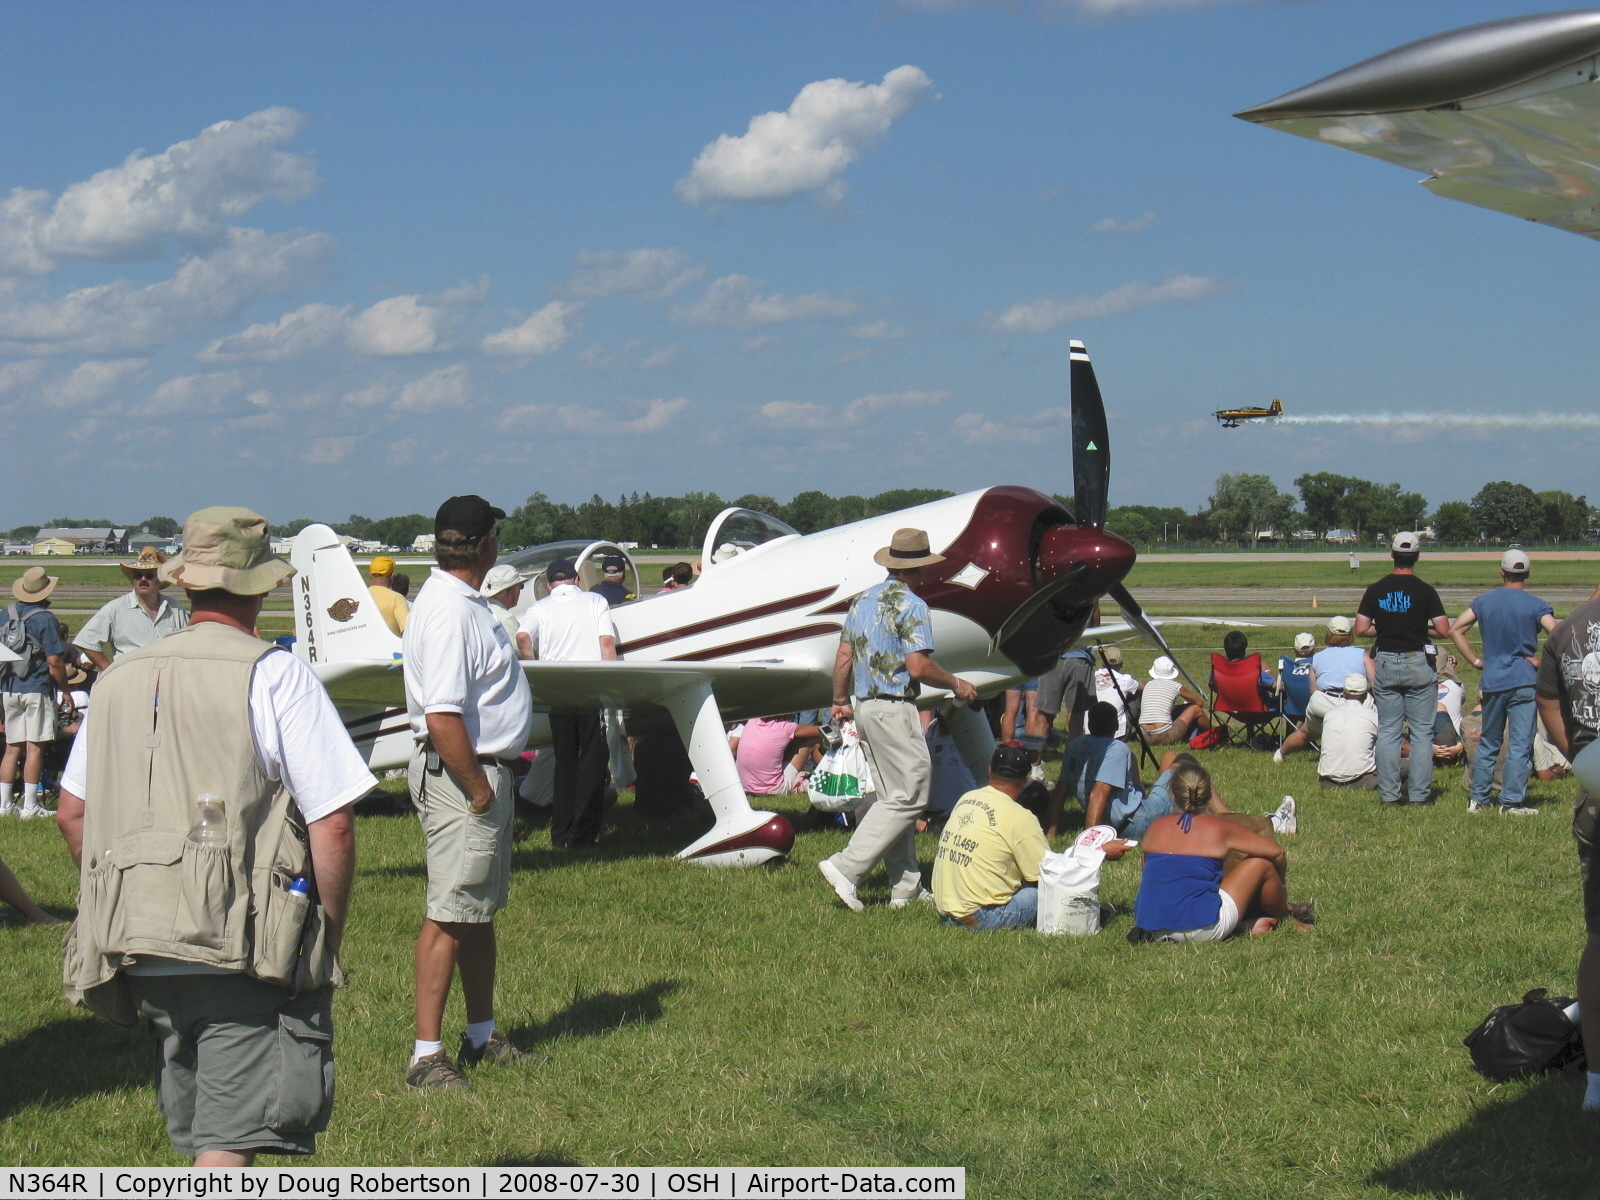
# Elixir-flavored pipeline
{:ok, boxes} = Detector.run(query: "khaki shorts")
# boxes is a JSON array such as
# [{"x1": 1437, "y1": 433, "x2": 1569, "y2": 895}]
[
  {"x1": 1143, "y1": 716, "x2": 1192, "y2": 746},
  {"x1": 1576, "y1": 787, "x2": 1600, "y2": 937},
  {"x1": 411, "y1": 747, "x2": 514, "y2": 924},
  {"x1": 3, "y1": 691, "x2": 55, "y2": 744},
  {"x1": 127, "y1": 973, "x2": 334, "y2": 1158}
]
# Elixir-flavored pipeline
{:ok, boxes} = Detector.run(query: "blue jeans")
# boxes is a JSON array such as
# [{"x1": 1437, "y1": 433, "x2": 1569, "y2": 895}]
[
  {"x1": 1372, "y1": 651, "x2": 1437, "y2": 803},
  {"x1": 942, "y1": 883, "x2": 1039, "y2": 930},
  {"x1": 1472, "y1": 686, "x2": 1537, "y2": 807},
  {"x1": 1121, "y1": 772, "x2": 1177, "y2": 842}
]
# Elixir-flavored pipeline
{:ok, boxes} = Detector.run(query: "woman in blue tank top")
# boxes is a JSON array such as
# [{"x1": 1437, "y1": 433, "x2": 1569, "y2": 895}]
[{"x1": 1133, "y1": 763, "x2": 1297, "y2": 942}]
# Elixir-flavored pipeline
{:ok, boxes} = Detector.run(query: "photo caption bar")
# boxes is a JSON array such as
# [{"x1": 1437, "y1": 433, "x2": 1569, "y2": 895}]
[{"x1": 6, "y1": 1169, "x2": 964, "y2": 1200}]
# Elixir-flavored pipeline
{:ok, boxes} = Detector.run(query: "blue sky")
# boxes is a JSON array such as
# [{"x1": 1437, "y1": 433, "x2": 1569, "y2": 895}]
[{"x1": 2, "y1": 0, "x2": 1596, "y2": 530}]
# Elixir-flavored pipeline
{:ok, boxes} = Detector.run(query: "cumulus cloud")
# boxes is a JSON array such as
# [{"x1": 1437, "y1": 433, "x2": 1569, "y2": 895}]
[
  {"x1": 197, "y1": 301, "x2": 350, "y2": 362},
  {"x1": 0, "y1": 358, "x2": 46, "y2": 395},
  {"x1": 1090, "y1": 211, "x2": 1155, "y2": 233},
  {"x1": 300, "y1": 436, "x2": 360, "y2": 465},
  {"x1": 497, "y1": 396, "x2": 689, "y2": 436},
  {"x1": 132, "y1": 369, "x2": 247, "y2": 416},
  {"x1": 563, "y1": 248, "x2": 704, "y2": 299},
  {"x1": 39, "y1": 358, "x2": 148, "y2": 409},
  {"x1": 0, "y1": 108, "x2": 316, "y2": 276},
  {"x1": 577, "y1": 340, "x2": 680, "y2": 371},
  {"x1": 989, "y1": 274, "x2": 1223, "y2": 332},
  {"x1": 0, "y1": 227, "x2": 332, "y2": 355},
  {"x1": 762, "y1": 389, "x2": 947, "y2": 430},
  {"x1": 482, "y1": 300, "x2": 582, "y2": 356},
  {"x1": 670, "y1": 274, "x2": 861, "y2": 329},
  {"x1": 953, "y1": 406, "x2": 1071, "y2": 444},
  {"x1": 676, "y1": 66, "x2": 936, "y2": 205},
  {"x1": 348, "y1": 295, "x2": 447, "y2": 357},
  {"x1": 394, "y1": 364, "x2": 473, "y2": 413},
  {"x1": 848, "y1": 319, "x2": 910, "y2": 340}
]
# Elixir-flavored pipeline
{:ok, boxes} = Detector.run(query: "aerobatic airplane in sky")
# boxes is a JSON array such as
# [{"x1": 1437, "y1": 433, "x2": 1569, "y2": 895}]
[
  {"x1": 290, "y1": 343, "x2": 1197, "y2": 868},
  {"x1": 1213, "y1": 399, "x2": 1283, "y2": 429}
]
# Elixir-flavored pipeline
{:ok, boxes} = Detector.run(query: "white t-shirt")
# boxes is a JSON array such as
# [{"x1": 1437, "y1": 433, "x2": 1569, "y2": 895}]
[
  {"x1": 1094, "y1": 667, "x2": 1139, "y2": 738},
  {"x1": 1437, "y1": 678, "x2": 1464, "y2": 730},
  {"x1": 518, "y1": 582, "x2": 616, "y2": 663},
  {"x1": 1318, "y1": 697, "x2": 1378, "y2": 782},
  {"x1": 62, "y1": 647, "x2": 377, "y2": 824},
  {"x1": 404, "y1": 568, "x2": 533, "y2": 759}
]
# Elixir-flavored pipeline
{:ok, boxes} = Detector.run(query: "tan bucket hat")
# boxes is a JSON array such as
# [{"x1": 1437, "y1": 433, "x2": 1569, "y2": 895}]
[
  {"x1": 120, "y1": 546, "x2": 168, "y2": 584},
  {"x1": 12, "y1": 566, "x2": 58, "y2": 604},
  {"x1": 158, "y1": 506, "x2": 295, "y2": 595},
  {"x1": 872, "y1": 527, "x2": 945, "y2": 570}
]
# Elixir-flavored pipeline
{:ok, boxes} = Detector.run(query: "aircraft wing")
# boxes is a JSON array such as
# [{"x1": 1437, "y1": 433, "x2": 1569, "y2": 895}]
[{"x1": 1237, "y1": 11, "x2": 1600, "y2": 241}]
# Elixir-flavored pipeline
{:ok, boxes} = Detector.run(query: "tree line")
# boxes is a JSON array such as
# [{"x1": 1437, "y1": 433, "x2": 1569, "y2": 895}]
[{"x1": 1106, "y1": 474, "x2": 1593, "y2": 548}]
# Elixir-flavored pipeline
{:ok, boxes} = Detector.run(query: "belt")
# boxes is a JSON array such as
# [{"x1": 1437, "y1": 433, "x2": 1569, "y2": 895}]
[
  {"x1": 417, "y1": 739, "x2": 518, "y2": 767},
  {"x1": 861, "y1": 694, "x2": 913, "y2": 703}
]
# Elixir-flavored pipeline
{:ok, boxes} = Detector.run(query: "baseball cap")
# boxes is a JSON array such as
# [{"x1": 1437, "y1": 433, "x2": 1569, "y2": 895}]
[
  {"x1": 1327, "y1": 615, "x2": 1353, "y2": 635},
  {"x1": 990, "y1": 742, "x2": 1033, "y2": 780},
  {"x1": 1101, "y1": 646, "x2": 1124, "y2": 667},
  {"x1": 1293, "y1": 632, "x2": 1315, "y2": 653},
  {"x1": 435, "y1": 495, "x2": 505, "y2": 539},
  {"x1": 1343, "y1": 673, "x2": 1369, "y2": 696},
  {"x1": 370, "y1": 555, "x2": 396, "y2": 577},
  {"x1": 1500, "y1": 548, "x2": 1531, "y2": 573},
  {"x1": 547, "y1": 557, "x2": 578, "y2": 582},
  {"x1": 1391, "y1": 531, "x2": 1422, "y2": 554},
  {"x1": 602, "y1": 555, "x2": 626, "y2": 575}
]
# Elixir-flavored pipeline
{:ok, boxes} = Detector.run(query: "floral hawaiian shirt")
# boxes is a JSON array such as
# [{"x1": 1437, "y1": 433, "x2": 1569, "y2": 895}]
[{"x1": 842, "y1": 578, "x2": 935, "y2": 700}]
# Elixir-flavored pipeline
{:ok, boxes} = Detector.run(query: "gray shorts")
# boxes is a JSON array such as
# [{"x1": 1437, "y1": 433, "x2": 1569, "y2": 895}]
[
  {"x1": 1038, "y1": 656, "x2": 1094, "y2": 718},
  {"x1": 127, "y1": 973, "x2": 334, "y2": 1158},
  {"x1": 411, "y1": 746, "x2": 514, "y2": 924}
]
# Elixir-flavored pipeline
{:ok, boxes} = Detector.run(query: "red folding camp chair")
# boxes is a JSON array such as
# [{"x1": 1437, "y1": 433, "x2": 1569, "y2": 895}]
[{"x1": 1209, "y1": 653, "x2": 1283, "y2": 750}]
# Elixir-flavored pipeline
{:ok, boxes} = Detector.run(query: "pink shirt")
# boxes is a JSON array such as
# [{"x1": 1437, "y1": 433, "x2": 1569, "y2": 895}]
[{"x1": 736, "y1": 718, "x2": 798, "y2": 794}]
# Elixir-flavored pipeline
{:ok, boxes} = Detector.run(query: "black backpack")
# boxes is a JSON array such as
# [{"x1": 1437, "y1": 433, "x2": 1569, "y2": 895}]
[{"x1": 1463, "y1": 988, "x2": 1586, "y2": 1081}]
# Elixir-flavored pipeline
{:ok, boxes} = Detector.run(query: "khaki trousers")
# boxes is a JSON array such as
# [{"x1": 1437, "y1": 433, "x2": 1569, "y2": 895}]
[{"x1": 828, "y1": 698, "x2": 929, "y2": 898}]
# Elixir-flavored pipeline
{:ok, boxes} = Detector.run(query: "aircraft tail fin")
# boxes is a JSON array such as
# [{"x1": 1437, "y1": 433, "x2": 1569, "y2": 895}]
[
  {"x1": 288, "y1": 524, "x2": 401, "y2": 666},
  {"x1": 1270, "y1": 398, "x2": 1283, "y2": 415}
]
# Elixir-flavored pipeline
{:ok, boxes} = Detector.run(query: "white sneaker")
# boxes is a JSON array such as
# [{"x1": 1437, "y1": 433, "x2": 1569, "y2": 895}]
[
  {"x1": 1029, "y1": 763, "x2": 1045, "y2": 784},
  {"x1": 889, "y1": 888, "x2": 934, "y2": 910},
  {"x1": 1501, "y1": 805, "x2": 1540, "y2": 817},
  {"x1": 1272, "y1": 749, "x2": 1284, "y2": 764},
  {"x1": 0, "y1": 801, "x2": 17, "y2": 817},
  {"x1": 17, "y1": 805, "x2": 51, "y2": 820},
  {"x1": 818, "y1": 859, "x2": 865, "y2": 912},
  {"x1": 1269, "y1": 795, "x2": 1297, "y2": 836},
  {"x1": 1467, "y1": 800, "x2": 1490, "y2": 813}
]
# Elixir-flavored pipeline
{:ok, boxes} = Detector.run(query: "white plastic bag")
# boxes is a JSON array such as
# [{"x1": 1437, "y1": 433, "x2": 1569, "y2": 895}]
[
  {"x1": 808, "y1": 722, "x2": 873, "y2": 813},
  {"x1": 1037, "y1": 824, "x2": 1117, "y2": 936}
]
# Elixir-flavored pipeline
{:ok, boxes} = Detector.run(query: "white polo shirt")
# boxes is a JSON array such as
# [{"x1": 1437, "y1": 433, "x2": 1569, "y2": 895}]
[
  {"x1": 518, "y1": 582, "x2": 616, "y2": 663},
  {"x1": 404, "y1": 568, "x2": 533, "y2": 759},
  {"x1": 1318, "y1": 697, "x2": 1378, "y2": 783}
]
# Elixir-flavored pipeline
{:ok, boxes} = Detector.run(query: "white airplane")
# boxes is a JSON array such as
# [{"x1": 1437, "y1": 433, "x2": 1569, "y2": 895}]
[
  {"x1": 1237, "y1": 9, "x2": 1600, "y2": 242},
  {"x1": 290, "y1": 342, "x2": 1196, "y2": 867}
]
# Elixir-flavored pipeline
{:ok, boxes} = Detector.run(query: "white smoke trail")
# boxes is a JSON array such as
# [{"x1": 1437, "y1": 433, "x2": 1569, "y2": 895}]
[{"x1": 1280, "y1": 412, "x2": 1600, "y2": 430}]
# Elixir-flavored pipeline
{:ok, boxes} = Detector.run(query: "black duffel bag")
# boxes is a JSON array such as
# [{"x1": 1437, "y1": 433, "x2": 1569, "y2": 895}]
[{"x1": 1463, "y1": 988, "x2": 1586, "y2": 1081}]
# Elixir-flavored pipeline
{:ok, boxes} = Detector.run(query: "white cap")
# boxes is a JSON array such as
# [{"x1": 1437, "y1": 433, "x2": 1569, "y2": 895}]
[
  {"x1": 1150, "y1": 655, "x2": 1179, "y2": 680},
  {"x1": 1391, "y1": 531, "x2": 1422, "y2": 553},
  {"x1": 1500, "y1": 548, "x2": 1531, "y2": 573},
  {"x1": 1327, "y1": 615, "x2": 1353, "y2": 635},
  {"x1": 480, "y1": 564, "x2": 523, "y2": 599},
  {"x1": 1293, "y1": 632, "x2": 1315, "y2": 653},
  {"x1": 1343, "y1": 673, "x2": 1369, "y2": 696}
]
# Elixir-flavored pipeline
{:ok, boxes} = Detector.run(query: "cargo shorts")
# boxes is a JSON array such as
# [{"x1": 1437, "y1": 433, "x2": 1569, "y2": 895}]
[
  {"x1": 127, "y1": 973, "x2": 334, "y2": 1158},
  {"x1": 411, "y1": 745, "x2": 514, "y2": 924},
  {"x1": 1575, "y1": 786, "x2": 1600, "y2": 936}
]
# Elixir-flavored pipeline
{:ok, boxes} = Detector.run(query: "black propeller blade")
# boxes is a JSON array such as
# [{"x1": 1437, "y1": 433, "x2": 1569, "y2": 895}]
[
  {"x1": 1070, "y1": 340, "x2": 1110, "y2": 529},
  {"x1": 1107, "y1": 582, "x2": 1208, "y2": 699}
]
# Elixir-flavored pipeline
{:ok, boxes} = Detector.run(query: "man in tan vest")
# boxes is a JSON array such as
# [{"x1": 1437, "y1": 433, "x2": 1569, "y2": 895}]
[{"x1": 56, "y1": 507, "x2": 375, "y2": 1166}]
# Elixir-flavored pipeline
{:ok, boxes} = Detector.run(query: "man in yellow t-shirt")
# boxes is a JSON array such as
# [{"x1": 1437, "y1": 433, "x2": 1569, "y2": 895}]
[
  {"x1": 368, "y1": 555, "x2": 410, "y2": 637},
  {"x1": 933, "y1": 744, "x2": 1048, "y2": 929}
]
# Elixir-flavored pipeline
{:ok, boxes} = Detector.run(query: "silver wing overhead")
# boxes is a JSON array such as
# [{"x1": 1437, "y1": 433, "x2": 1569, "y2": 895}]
[{"x1": 1236, "y1": 10, "x2": 1600, "y2": 241}]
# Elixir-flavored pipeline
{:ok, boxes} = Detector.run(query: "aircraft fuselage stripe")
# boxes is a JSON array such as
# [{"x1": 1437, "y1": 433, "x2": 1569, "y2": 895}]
[
  {"x1": 666, "y1": 622, "x2": 842, "y2": 663},
  {"x1": 621, "y1": 586, "x2": 837, "y2": 654}
]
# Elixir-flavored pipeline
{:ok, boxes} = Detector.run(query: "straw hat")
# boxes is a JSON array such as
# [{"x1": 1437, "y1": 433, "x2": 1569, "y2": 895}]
[
  {"x1": 873, "y1": 528, "x2": 944, "y2": 570},
  {"x1": 157, "y1": 507, "x2": 295, "y2": 595},
  {"x1": 12, "y1": 566, "x2": 58, "y2": 604},
  {"x1": 120, "y1": 546, "x2": 168, "y2": 584}
]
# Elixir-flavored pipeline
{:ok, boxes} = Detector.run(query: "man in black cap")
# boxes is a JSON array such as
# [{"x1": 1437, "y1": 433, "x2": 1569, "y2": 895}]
[
  {"x1": 517, "y1": 557, "x2": 617, "y2": 848},
  {"x1": 592, "y1": 556, "x2": 636, "y2": 607},
  {"x1": 402, "y1": 495, "x2": 534, "y2": 1088},
  {"x1": 931, "y1": 743, "x2": 1052, "y2": 929}
]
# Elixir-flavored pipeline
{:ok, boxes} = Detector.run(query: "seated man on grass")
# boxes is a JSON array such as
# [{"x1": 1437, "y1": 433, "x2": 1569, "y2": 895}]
[
  {"x1": 1049, "y1": 701, "x2": 1169, "y2": 839},
  {"x1": 1318, "y1": 674, "x2": 1379, "y2": 790},
  {"x1": 933, "y1": 743, "x2": 1128, "y2": 930}
]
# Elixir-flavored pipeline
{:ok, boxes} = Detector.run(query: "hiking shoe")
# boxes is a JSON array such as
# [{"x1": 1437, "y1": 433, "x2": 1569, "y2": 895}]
[
  {"x1": 819, "y1": 859, "x2": 864, "y2": 912},
  {"x1": 405, "y1": 1050, "x2": 469, "y2": 1090},
  {"x1": 1268, "y1": 795, "x2": 1297, "y2": 836},
  {"x1": 459, "y1": 1028, "x2": 541, "y2": 1068},
  {"x1": 1468, "y1": 800, "x2": 1490, "y2": 813},
  {"x1": 889, "y1": 888, "x2": 934, "y2": 910},
  {"x1": 1501, "y1": 805, "x2": 1540, "y2": 817}
]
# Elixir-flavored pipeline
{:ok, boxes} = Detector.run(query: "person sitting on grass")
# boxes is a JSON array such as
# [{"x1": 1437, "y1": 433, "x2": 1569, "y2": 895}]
[
  {"x1": 735, "y1": 713, "x2": 822, "y2": 795},
  {"x1": 1131, "y1": 750, "x2": 1297, "y2": 841},
  {"x1": 933, "y1": 742, "x2": 1129, "y2": 930},
  {"x1": 1132, "y1": 762, "x2": 1308, "y2": 942},
  {"x1": 1139, "y1": 656, "x2": 1210, "y2": 746},
  {"x1": 1318, "y1": 674, "x2": 1379, "y2": 790}
]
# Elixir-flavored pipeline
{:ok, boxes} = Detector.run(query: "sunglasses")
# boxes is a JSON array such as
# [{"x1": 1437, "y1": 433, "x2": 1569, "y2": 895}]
[{"x1": 131, "y1": 571, "x2": 158, "y2": 581}]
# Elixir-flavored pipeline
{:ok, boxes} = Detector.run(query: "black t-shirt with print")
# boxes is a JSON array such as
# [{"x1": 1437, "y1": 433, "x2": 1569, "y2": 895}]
[
  {"x1": 1537, "y1": 596, "x2": 1600, "y2": 758},
  {"x1": 1357, "y1": 572, "x2": 1446, "y2": 653}
]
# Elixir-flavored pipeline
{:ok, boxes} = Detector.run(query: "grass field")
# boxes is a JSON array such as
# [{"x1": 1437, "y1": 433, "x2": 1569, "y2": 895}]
[{"x1": 3, "y1": 617, "x2": 1596, "y2": 1196}]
